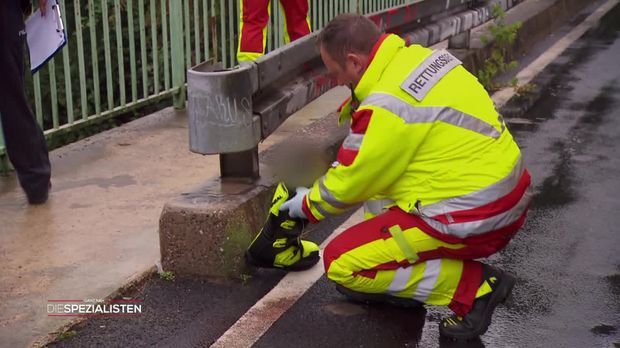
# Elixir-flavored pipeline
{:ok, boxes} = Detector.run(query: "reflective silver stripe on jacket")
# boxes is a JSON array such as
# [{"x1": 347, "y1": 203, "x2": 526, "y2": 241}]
[
  {"x1": 317, "y1": 177, "x2": 356, "y2": 210},
  {"x1": 342, "y1": 133, "x2": 364, "y2": 151},
  {"x1": 311, "y1": 199, "x2": 337, "y2": 219},
  {"x1": 421, "y1": 185, "x2": 533, "y2": 238},
  {"x1": 419, "y1": 156, "x2": 525, "y2": 218},
  {"x1": 361, "y1": 93, "x2": 501, "y2": 138},
  {"x1": 401, "y1": 49, "x2": 462, "y2": 101},
  {"x1": 363, "y1": 199, "x2": 395, "y2": 216}
]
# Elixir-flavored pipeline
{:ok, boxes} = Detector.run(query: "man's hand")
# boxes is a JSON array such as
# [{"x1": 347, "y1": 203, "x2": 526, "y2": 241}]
[
  {"x1": 279, "y1": 187, "x2": 309, "y2": 219},
  {"x1": 39, "y1": 0, "x2": 48, "y2": 16}
]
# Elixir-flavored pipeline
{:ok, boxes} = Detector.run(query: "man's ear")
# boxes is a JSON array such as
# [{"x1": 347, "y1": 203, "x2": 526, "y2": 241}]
[
  {"x1": 347, "y1": 53, "x2": 368, "y2": 73},
  {"x1": 345, "y1": 53, "x2": 366, "y2": 73}
]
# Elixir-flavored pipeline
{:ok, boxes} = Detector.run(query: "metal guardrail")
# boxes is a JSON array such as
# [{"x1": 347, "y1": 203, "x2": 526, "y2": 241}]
[
  {"x1": 0, "y1": 0, "x2": 424, "y2": 174},
  {"x1": 187, "y1": 0, "x2": 520, "y2": 180}
]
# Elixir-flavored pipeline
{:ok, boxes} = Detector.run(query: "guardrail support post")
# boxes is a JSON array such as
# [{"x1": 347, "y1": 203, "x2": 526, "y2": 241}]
[
  {"x1": 170, "y1": 0, "x2": 186, "y2": 109},
  {"x1": 448, "y1": 29, "x2": 471, "y2": 49},
  {"x1": 220, "y1": 147, "x2": 259, "y2": 181}
]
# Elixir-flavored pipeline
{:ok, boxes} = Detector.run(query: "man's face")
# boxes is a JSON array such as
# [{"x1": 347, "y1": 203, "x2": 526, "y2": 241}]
[{"x1": 320, "y1": 45, "x2": 369, "y2": 89}]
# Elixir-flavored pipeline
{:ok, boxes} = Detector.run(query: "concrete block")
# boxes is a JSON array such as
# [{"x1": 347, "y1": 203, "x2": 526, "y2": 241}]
[
  {"x1": 406, "y1": 29, "x2": 430, "y2": 46},
  {"x1": 449, "y1": 30, "x2": 471, "y2": 49},
  {"x1": 426, "y1": 23, "x2": 442, "y2": 46},
  {"x1": 159, "y1": 179, "x2": 275, "y2": 278},
  {"x1": 460, "y1": 11, "x2": 474, "y2": 31},
  {"x1": 438, "y1": 17, "x2": 459, "y2": 42}
]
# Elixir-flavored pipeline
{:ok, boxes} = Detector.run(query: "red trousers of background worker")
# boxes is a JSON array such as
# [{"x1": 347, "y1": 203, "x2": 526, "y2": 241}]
[{"x1": 238, "y1": 0, "x2": 311, "y2": 62}]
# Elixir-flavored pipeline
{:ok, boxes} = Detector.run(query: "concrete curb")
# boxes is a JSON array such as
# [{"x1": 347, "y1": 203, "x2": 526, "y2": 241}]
[{"x1": 157, "y1": 0, "x2": 594, "y2": 279}]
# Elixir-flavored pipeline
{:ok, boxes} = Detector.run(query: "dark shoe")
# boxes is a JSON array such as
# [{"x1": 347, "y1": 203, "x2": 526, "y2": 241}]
[
  {"x1": 336, "y1": 284, "x2": 423, "y2": 308},
  {"x1": 245, "y1": 182, "x2": 320, "y2": 271},
  {"x1": 27, "y1": 181, "x2": 51, "y2": 205},
  {"x1": 439, "y1": 265, "x2": 516, "y2": 340}
]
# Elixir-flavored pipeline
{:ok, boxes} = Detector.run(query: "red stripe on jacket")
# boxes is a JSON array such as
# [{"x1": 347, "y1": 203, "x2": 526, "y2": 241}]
[
  {"x1": 351, "y1": 109, "x2": 372, "y2": 134},
  {"x1": 301, "y1": 195, "x2": 319, "y2": 223},
  {"x1": 336, "y1": 109, "x2": 373, "y2": 166},
  {"x1": 432, "y1": 170, "x2": 531, "y2": 224}
]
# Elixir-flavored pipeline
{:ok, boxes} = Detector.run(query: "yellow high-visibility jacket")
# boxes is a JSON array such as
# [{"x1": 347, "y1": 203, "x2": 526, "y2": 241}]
[{"x1": 302, "y1": 34, "x2": 532, "y2": 240}]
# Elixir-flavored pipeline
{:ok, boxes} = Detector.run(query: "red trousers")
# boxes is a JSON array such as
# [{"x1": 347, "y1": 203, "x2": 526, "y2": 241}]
[
  {"x1": 323, "y1": 207, "x2": 526, "y2": 315},
  {"x1": 238, "y1": 0, "x2": 311, "y2": 62}
]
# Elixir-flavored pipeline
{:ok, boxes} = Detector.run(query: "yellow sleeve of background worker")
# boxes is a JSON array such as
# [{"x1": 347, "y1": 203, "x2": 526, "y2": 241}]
[{"x1": 302, "y1": 104, "x2": 431, "y2": 222}]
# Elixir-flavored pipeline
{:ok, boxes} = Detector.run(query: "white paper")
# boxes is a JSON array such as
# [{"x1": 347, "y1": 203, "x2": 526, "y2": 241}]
[{"x1": 25, "y1": 0, "x2": 66, "y2": 72}]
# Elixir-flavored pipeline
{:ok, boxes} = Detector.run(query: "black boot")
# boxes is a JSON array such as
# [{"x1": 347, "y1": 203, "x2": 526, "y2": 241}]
[
  {"x1": 336, "y1": 284, "x2": 423, "y2": 308},
  {"x1": 439, "y1": 265, "x2": 516, "y2": 340},
  {"x1": 245, "y1": 183, "x2": 320, "y2": 271}
]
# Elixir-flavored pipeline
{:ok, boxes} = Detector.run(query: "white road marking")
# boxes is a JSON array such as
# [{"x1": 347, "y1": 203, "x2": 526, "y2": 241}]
[{"x1": 210, "y1": 209, "x2": 364, "y2": 348}]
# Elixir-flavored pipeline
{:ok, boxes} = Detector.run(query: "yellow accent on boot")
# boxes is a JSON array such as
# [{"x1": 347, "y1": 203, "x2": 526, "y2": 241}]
[
  {"x1": 273, "y1": 240, "x2": 319, "y2": 268},
  {"x1": 272, "y1": 238, "x2": 288, "y2": 248},
  {"x1": 475, "y1": 280, "x2": 493, "y2": 298},
  {"x1": 269, "y1": 183, "x2": 290, "y2": 216},
  {"x1": 280, "y1": 220, "x2": 297, "y2": 230}
]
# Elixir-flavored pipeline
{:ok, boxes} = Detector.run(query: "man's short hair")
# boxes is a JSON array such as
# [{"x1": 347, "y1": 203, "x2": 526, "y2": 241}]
[{"x1": 317, "y1": 13, "x2": 382, "y2": 66}]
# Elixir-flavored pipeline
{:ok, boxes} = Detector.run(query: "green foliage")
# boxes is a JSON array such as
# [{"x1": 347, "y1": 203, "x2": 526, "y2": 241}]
[
  {"x1": 159, "y1": 271, "x2": 175, "y2": 281},
  {"x1": 477, "y1": 4, "x2": 522, "y2": 92},
  {"x1": 58, "y1": 330, "x2": 77, "y2": 341},
  {"x1": 515, "y1": 82, "x2": 536, "y2": 96},
  {"x1": 240, "y1": 273, "x2": 252, "y2": 284}
]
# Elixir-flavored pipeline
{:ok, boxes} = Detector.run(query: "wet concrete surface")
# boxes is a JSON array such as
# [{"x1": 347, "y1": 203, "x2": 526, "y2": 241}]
[{"x1": 45, "y1": 4, "x2": 620, "y2": 348}]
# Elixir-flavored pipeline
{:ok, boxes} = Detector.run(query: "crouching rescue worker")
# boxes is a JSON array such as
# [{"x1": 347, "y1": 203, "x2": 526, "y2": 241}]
[{"x1": 278, "y1": 14, "x2": 532, "y2": 340}]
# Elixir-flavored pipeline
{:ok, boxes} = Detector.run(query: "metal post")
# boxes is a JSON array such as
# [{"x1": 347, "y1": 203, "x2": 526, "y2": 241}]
[
  {"x1": 448, "y1": 30, "x2": 471, "y2": 49},
  {"x1": 170, "y1": 0, "x2": 186, "y2": 108},
  {"x1": 219, "y1": 148, "x2": 260, "y2": 181}
]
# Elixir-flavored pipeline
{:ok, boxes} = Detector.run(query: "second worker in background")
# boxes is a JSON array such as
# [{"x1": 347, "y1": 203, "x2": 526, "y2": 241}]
[{"x1": 237, "y1": 0, "x2": 311, "y2": 62}]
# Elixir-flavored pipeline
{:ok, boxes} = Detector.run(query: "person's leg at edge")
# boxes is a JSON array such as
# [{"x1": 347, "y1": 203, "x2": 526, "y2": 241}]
[
  {"x1": 237, "y1": 0, "x2": 271, "y2": 62},
  {"x1": 279, "y1": 0, "x2": 311, "y2": 43},
  {"x1": 0, "y1": 1, "x2": 51, "y2": 204}
]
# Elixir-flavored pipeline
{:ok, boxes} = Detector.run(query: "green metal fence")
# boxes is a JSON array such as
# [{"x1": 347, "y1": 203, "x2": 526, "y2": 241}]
[{"x1": 0, "y1": 0, "x2": 420, "y2": 173}]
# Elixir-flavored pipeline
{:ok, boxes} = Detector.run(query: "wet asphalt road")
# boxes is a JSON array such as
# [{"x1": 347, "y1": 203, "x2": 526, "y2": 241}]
[{"x1": 49, "y1": 5, "x2": 620, "y2": 348}]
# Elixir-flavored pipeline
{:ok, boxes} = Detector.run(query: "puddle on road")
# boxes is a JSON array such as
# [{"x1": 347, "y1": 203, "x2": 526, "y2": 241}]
[
  {"x1": 54, "y1": 174, "x2": 137, "y2": 192},
  {"x1": 531, "y1": 140, "x2": 576, "y2": 209},
  {"x1": 591, "y1": 324, "x2": 617, "y2": 336},
  {"x1": 323, "y1": 302, "x2": 368, "y2": 316}
]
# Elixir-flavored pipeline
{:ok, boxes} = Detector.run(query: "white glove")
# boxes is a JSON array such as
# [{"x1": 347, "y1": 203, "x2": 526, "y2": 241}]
[{"x1": 279, "y1": 187, "x2": 309, "y2": 219}]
